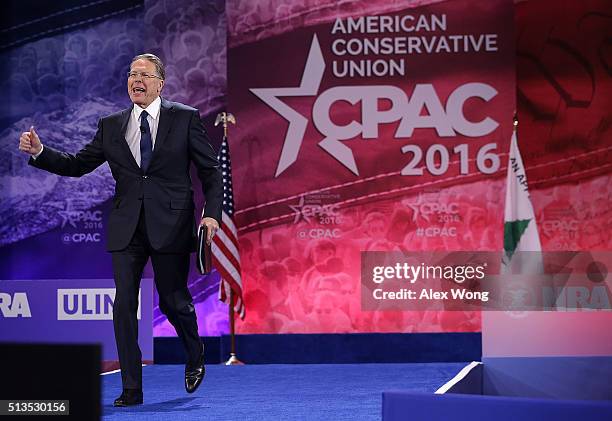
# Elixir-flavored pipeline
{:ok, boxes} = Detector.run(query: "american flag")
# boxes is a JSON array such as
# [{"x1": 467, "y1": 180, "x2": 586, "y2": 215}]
[{"x1": 212, "y1": 135, "x2": 245, "y2": 319}]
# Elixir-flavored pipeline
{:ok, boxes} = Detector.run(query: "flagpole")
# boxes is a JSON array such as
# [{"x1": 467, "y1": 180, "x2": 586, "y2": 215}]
[
  {"x1": 513, "y1": 111, "x2": 518, "y2": 129},
  {"x1": 225, "y1": 289, "x2": 244, "y2": 365},
  {"x1": 214, "y1": 111, "x2": 244, "y2": 366},
  {"x1": 504, "y1": 112, "x2": 519, "y2": 265}
]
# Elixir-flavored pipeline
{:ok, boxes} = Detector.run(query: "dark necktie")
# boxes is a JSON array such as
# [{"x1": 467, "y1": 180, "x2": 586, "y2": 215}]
[{"x1": 140, "y1": 110, "x2": 152, "y2": 172}]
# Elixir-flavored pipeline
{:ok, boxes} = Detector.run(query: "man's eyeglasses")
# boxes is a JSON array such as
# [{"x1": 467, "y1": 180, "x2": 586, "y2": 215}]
[{"x1": 127, "y1": 71, "x2": 162, "y2": 80}]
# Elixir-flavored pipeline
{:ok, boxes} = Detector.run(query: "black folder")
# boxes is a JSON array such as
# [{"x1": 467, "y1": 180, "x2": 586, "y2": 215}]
[{"x1": 196, "y1": 224, "x2": 212, "y2": 274}]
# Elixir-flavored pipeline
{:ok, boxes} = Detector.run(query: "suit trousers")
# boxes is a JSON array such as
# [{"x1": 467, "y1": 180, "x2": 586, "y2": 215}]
[{"x1": 111, "y1": 205, "x2": 203, "y2": 390}]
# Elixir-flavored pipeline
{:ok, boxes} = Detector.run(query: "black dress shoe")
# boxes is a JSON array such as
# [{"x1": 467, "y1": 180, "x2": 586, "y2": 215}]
[
  {"x1": 113, "y1": 389, "x2": 143, "y2": 407},
  {"x1": 185, "y1": 353, "x2": 205, "y2": 393}
]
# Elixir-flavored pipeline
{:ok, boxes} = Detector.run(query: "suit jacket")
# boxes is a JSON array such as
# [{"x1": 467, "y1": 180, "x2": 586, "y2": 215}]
[{"x1": 30, "y1": 98, "x2": 223, "y2": 253}]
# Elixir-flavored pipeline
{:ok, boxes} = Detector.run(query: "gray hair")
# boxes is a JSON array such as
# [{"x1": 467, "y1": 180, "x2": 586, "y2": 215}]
[{"x1": 131, "y1": 53, "x2": 165, "y2": 80}]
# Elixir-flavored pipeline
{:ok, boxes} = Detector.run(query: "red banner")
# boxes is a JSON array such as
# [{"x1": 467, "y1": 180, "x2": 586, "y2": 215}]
[{"x1": 228, "y1": 0, "x2": 515, "y2": 334}]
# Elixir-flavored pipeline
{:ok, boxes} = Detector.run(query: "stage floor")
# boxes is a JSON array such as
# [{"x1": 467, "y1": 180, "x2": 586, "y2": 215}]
[{"x1": 102, "y1": 362, "x2": 466, "y2": 420}]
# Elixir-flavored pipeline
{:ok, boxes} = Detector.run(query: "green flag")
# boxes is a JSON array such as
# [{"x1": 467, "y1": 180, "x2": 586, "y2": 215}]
[{"x1": 504, "y1": 128, "x2": 541, "y2": 260}]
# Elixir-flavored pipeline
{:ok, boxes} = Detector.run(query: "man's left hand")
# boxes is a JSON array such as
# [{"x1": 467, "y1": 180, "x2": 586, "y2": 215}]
[{"x1": 200, "y1": 217, "x2": 219, "y2": 245}]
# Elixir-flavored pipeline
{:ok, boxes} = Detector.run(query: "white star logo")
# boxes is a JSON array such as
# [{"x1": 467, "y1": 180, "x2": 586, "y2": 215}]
[
  {"x1": 404, "y1": 194, "x2": 429, "y2": 222},
  {"x1": 251, "y1": 35, "x2": 359, "y2": 177},
  {"x1": 57, "y1": 210, "x2": 78, "y2": 228},
  {"x1": 289, "y1": 195, "x2": 310, "y2": 224}
]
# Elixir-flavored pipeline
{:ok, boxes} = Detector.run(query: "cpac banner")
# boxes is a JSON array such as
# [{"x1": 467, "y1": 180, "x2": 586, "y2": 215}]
[
  {"x1": 0, "y1": 279, "x2": 153, "y2": 362},
  {"x1": 0, "y1": 0, "x2": 228, "y2": 338},
  {"x1": 228, "y1": 0, "x2": 515, "y2": 333}
]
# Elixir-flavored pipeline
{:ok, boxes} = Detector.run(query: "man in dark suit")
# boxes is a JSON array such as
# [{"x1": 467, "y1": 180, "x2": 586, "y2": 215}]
[{"x1": 18, "y1": 53, "x2": 222, "y2": 406}]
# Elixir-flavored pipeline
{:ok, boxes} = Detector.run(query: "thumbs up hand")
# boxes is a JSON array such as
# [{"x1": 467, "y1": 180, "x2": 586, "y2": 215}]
[{"x1": 18, "y1": 126, "x2": 43, "y2": 155}]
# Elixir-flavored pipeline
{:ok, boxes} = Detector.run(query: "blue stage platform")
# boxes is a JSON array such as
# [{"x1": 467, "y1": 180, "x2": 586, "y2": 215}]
[
  {"x1": 102, "y1": 362, "x2": 466, "y2": 420},
  {"x1": 382, "y1": 359, "x2": 612, "y2": 421}
]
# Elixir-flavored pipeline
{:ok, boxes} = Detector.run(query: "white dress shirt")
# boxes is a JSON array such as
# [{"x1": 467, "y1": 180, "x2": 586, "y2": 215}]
[{"x1": 125, "y1": 96, "x2": 161, "y2": 167}]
